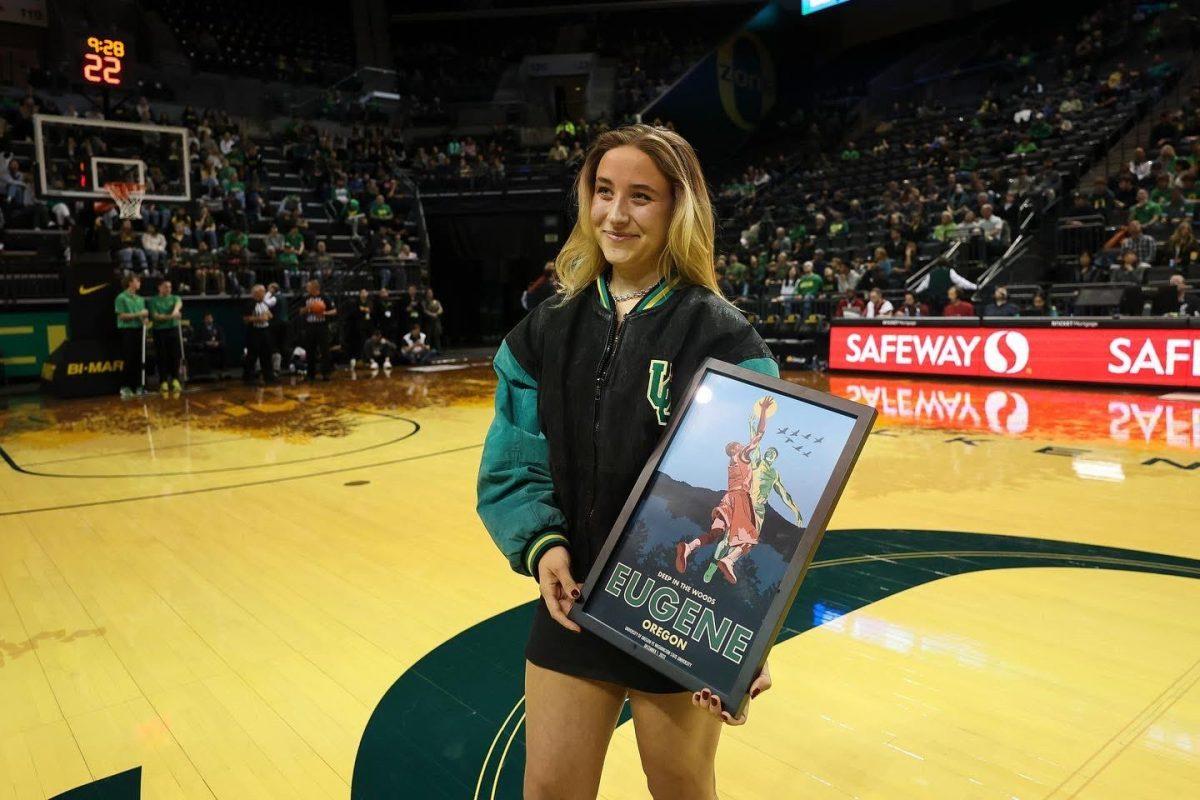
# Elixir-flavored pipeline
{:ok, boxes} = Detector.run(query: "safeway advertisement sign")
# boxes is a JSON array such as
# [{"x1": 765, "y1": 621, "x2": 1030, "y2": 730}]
[{"x1": 830, "y1": 325, "x2": 1200, "y2": 388}]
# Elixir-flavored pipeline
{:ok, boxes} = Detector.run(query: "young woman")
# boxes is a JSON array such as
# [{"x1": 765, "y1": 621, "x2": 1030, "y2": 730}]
[
  {"x1": 477, "y1": 124, "x2": 777, "y2": 800},
  {"x1": 773, "y1": 262, "x2": 799, "y2": 314}
]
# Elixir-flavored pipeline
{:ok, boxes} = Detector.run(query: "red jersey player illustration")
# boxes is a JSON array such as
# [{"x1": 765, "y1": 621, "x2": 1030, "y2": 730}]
[{"x1": 675, "y1": 395, "x2": 776, "y2": 584}]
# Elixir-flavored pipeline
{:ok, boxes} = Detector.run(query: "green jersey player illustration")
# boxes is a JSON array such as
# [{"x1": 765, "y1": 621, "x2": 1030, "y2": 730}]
[{"x1": 749, "y1": 403, "x2": 804, "y2": 537}]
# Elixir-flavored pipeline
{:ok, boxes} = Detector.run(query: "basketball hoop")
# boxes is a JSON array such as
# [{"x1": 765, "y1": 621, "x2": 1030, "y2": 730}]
[{"x1": 104, "y1": 182, "x2": 146, "y2": 219}]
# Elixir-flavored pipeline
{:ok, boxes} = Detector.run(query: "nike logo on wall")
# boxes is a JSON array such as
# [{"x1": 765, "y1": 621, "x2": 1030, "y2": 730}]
[{"x1": 78, "y1": 283, "x2": 109, "y2": 295}]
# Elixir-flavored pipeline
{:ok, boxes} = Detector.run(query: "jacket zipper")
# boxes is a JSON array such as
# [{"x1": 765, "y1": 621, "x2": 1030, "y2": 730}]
[{"x1": 586, "y1": 311, "x2": 625, "y2": 529}]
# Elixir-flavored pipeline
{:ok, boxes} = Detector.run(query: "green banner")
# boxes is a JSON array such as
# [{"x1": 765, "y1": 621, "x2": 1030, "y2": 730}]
[{"x1": 0, "y1": 311, "x2": 68, "y2": 379}]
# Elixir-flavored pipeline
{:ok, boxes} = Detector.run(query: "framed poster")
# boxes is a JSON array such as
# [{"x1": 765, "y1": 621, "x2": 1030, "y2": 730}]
[{"x1": 568, "y1": 357, "x2": 876, "y2": 716}]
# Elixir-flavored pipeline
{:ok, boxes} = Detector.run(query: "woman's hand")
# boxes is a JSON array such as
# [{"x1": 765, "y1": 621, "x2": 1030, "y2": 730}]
[
  {"x1": 691, "y1": 661, "x2": 772, "y2": 726},
  {"x1": 537, "y1": 545, "x2": 581, "y2": 633}
]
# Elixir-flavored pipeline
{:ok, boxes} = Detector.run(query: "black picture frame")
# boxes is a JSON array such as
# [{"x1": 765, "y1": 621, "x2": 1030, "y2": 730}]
[{"x1": 567, "y1": 357, "x2": 877, "y2": 716}]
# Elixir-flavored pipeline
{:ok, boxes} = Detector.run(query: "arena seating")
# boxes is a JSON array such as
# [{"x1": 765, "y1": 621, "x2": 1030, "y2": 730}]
[
  {"x1": 1, "y1": 0, "x2": 1195, "y2": 331},
  {"x1": 711, "y1": 0, "x2": 1195, "y2": 327},
  {"x1": 152, "y1": 0, "x2": 354, "y2": 84}
]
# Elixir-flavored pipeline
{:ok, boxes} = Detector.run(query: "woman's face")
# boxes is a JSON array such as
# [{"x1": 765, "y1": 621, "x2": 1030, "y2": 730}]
[{"x1": 590, "y1": 146, "x2": 674, "y2": 273}]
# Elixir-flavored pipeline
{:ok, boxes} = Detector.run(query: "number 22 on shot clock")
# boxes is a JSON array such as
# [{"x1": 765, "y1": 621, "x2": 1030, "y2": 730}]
[{"x1": 83, "y1": 37, "x2": 125, "y2": 86}]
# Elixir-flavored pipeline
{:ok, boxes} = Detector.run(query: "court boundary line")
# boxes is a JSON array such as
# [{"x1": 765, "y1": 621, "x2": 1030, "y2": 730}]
[
  {"x1": 0, "y1": 406, "x2": 420, "y2": 479},
  {"x1": 474, "y1": 696, "x2": 526, "y2": 800},
  {"x1": 0, "y1": 442, "x2": 483, "y2": 517},
  {"x1": 1043, "y1": 655, "x2": 1200, "y2": 799}
]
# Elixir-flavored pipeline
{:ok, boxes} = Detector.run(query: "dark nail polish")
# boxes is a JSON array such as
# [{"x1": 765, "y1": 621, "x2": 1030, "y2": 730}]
[
  {"x1": 751, "y1": 688, "x2": 760, "y2": 699},
  {"x1": 570, "y1": 589, "x2": 580, "y2": 599}
]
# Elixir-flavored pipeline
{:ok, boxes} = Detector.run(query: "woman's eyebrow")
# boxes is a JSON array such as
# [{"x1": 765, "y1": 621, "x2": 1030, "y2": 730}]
[{"x1": 595, "y1": 176, "x2": 658, "y2": 193}]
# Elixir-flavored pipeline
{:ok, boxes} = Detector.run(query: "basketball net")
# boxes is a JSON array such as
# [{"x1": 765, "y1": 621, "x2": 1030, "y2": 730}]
[{"x1": 105, "y1": 182, "x2": 146, "y2": 219}]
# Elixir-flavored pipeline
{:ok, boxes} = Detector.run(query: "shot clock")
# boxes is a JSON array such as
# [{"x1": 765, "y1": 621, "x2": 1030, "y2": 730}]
[{"x1": 82, "y1": 36, "x2": 125, "y2": 86}]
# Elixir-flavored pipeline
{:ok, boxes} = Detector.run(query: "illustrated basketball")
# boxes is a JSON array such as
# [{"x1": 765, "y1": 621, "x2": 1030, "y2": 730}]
[{"x1": 752, "y1": 395, "x2": 777, "y2": 419}]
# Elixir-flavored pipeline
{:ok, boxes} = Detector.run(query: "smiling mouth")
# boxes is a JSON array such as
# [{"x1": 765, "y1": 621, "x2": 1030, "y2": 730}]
[{"x1": 604, "y1": 231, "x2": 638, "y2": 241}]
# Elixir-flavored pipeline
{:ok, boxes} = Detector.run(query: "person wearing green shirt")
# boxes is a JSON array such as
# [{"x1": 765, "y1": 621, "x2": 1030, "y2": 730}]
[
  {"x1": 932, "y1": 211, "x2": 958, "y2": 242},
  {"x1": 1130, "y1": 189, "x2": 1163, "y2": 227},
  {"x1": 828, "y1": 214, "x2": 849, "y2": 237},
  {"x1": 368, "y1": 194, "x2": 394, "y2": 226},
  {"x1": 797, "y1": 263, "x2": 823, "y2": 297},
  {"x1": 797, "y1": 260, "x2": 823, "y2": 319},
  {"x1": 1014, "y1": 137, "x2": 1038, "y2": 155},
  {"x1": 223, "y1": 229, "x2": 249, "y2": 252},
  {"x1": 148, "y1": 278, "x2": 183, "y2": 394},
  {"x1": 278, "y1": 226, "x2": 305, "y2": 288},
  {"x1": 277, "y1": 235, "x2": 304, "y2": 291},
  {"x1": 344, "y1": 197, "x2": 365, "y2": 238},
  {"x1": 114, "y1": 274, "x2": 149, "y2": 398}
]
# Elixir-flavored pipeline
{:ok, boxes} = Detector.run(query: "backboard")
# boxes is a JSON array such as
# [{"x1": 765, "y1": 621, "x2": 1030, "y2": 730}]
[{"x1": 33, "y1": 114, "x2": 191, "y2": 203}]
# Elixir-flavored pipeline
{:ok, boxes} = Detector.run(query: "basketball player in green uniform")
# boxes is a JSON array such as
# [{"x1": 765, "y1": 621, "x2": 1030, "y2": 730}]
[{"x1": 744, "y1": 427, "x2": 804, "y2": 572}]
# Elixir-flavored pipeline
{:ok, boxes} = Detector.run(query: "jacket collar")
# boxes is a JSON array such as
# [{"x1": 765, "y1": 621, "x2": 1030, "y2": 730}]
[{"x1": 594, "y1": 272, "x2": 679, "y2": 314}]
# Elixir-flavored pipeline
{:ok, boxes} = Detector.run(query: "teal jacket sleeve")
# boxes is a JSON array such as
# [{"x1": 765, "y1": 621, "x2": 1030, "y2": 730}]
[
  {"x1": 476, "y1": 340, "x2": 569, "y2": 578},
  {"x1": 736, "y1": 356, "x2": 780, "y2": 379}
]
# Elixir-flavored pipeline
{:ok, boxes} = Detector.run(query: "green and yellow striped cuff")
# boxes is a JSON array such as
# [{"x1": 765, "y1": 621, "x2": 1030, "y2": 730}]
[{"x1": 524, "y1": 532, "x2": 569, "y2": 577}]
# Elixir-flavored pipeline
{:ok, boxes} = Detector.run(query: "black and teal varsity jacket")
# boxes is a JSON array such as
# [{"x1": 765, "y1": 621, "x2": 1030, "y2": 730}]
[{"x1": 476, "y1": 274, "x2": 779, "y2": 582}]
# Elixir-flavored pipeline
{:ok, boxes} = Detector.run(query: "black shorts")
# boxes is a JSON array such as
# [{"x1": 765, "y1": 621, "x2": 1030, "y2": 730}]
[{"x1": 524, "y1": 600, "x2": 686, "y2": 693}]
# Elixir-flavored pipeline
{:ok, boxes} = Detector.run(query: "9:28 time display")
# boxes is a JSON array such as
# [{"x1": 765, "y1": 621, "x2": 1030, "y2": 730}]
[{"x1": 83, "y1": 37, "x2": 126, "y2": 86}]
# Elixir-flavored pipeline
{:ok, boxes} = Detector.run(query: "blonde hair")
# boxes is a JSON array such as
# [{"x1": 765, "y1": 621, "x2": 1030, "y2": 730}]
[{"x1": 553, "y1": 124, "x2": 723, "y2": 303}]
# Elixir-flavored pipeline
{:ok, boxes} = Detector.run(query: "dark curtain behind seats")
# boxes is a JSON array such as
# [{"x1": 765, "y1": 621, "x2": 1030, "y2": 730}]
[{"x1": 427, "y1": 211, "x2": 560, "y2": 346}]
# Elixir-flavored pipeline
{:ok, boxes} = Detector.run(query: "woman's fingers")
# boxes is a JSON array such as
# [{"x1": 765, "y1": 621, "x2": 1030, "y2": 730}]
[
  {"x1": 552, "y1": 563, "x2": 581, "y2": 601},
  {"x1": 536, "y1": 547, "x2": 580, "y2": 632},
  {"x1": 749, "y1": 661, "x2": 773, "y2": 699},
  {"x1": 540, "y1": 584, "x2": 580, "y2": 632},
  {"x1": 691, "y1": 688, "x2": 750, "y2": 725},
  {"x1": 540, "y1": 578, "x2": 580, "y2": 633}
]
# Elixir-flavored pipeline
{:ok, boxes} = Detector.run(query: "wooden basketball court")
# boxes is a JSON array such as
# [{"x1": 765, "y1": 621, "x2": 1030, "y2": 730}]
[{"x1": 1, "y1": 366, "x2": 1197, "y2": 799}]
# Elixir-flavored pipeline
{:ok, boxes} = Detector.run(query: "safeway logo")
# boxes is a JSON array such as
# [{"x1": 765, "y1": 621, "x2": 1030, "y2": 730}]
[
  {"x1": 832, "y1": 325, "x2": 1200, "y2": 388},
  {"x1": 982, "y1": 331, "x2": 1029, "y2": 375}
]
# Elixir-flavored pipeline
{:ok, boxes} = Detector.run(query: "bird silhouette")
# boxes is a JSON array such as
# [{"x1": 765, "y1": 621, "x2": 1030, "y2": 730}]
[
  {"x1": 785, "y1": 437, "x2": 795, "y2": 444},
  {"x1": 813, "y1": 436, "x2": 824, "y2": 444},
  {"x1": 776, "y1": 427, "x2": 789, "y2": 434},
  {"x1": 802, "y1": 433, "x2": 812, "y2": 440}
]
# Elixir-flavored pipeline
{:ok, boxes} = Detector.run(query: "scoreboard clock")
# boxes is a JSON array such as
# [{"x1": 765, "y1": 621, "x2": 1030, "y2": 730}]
[{"x1": 82, "y1": 36, "x2": 125, "y2": 86}]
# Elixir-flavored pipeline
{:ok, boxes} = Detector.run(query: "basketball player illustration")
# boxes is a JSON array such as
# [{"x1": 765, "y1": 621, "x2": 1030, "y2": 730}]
[
  {"x1": 748, "y1": 439, "x2": 804, "y2": 539},
  {"x1": 675, "y1": 395, "x2": 775, "y2": 584}
]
